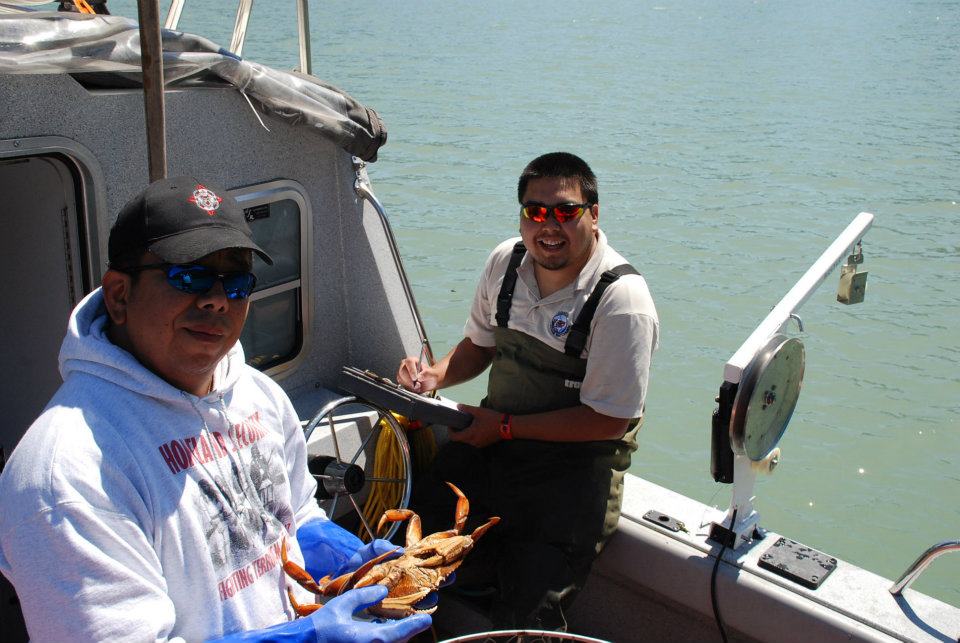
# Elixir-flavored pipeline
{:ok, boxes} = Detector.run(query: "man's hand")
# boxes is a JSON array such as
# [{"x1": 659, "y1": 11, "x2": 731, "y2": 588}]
[
  {"x1": 205, "y1": 585, "x2": 431, "y2": 642},
  {"x1": 396, "y1": 357, "x2": 440, "y2": 394},
  {"x1": 396, "y1": 338, "x2": 495, "y2": 395},
  {"x1": 308, "y1": 586, "x2": 431, "y2": 643},
  {"x1": 448, "y1": 404, "x2": 502, "y2": 448},
  {"x1": 339, "y1": 539, "x2": 401, "y2": 577},
  {"x1": 297, "y1": 519, "x2": 402, "y2": 581}
]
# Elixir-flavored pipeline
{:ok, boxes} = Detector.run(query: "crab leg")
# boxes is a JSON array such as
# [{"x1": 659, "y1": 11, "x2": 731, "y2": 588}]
[
  {"x1": 280, "y1": 540, "x2": 325, "y2": 617},
  {"x1": 444, "y1": 482, "x2": 470, "y2": 534},
  {"x1": 281, "y1": 539, "x2": 325, "y2": 594},
  {"x1": 470, "y1": 516, "x2": 501, "y2": 542},
  {"x1": 320, "y1": 546, "x2": 401, "y2": 596},
  {"x1": 287, "y1": 588, "x2": 322, "y2": 617},
  {"x1": 377, "y1": 509, "x2": 422, "y2": 546}
]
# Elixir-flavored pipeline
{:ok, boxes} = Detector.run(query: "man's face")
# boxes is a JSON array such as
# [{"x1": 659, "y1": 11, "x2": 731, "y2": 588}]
[
  {"x1": 105, "y1": 248, "x2": 252, "y2": 395},
  {"x1": 520, "y1": 176, "x2": 599, "y2": 274}
]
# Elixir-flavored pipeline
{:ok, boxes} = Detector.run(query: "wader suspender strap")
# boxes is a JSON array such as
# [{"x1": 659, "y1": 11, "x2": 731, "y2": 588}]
[
  {"x1": 495, "y1": 241, "x2": 528, "y2": 328},
  {"x1": 564, "y1": 263, "x2": 639, "y2": 356}
]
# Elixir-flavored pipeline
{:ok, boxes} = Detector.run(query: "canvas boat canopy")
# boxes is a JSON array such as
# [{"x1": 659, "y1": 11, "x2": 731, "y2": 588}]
[{"x1": 0, "y1": 12, "x2": 387, "y2": 161}]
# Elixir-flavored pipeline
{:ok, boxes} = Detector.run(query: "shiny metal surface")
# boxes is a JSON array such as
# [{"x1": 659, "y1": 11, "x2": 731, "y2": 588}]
[
  {"x1": 353, "y1": 157, "x2": 436, "y2": 367},
  {"x1": 729, "y1": 335, "x2": 805, "y2": 461},
  {"x1": 889, "y1": 540, "x2": 960, "y2": 596},
  {"x1": 303, "y1": 396, "x2": 413, "y2": 542}
]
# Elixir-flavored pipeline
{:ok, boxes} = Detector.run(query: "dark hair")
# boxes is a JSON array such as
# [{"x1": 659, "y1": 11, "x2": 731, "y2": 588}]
[
  {"x1": 517, "y1": 152, "x2": 598, "y2": 205},
  {"x1": 107, "y1": 250, "x2": 151, "y2": 286}
]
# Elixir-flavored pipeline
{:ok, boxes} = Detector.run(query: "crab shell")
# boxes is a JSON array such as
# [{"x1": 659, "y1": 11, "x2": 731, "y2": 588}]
[
  {"x1": 282, "y1": 482, "x2": 500, "y2": 618},
  {"x1": 354, "y1": 530, "x2": 477, "y2": 617}
]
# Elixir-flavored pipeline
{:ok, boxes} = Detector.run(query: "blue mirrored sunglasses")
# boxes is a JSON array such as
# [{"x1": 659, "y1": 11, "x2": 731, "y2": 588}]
[{"x1": 121, "y1": 263, "x2": 257, "y2": 299}]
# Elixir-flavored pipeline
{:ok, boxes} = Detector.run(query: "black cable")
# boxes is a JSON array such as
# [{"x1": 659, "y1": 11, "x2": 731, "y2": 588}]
[{"x1": 710, "y1": 508, "x2": 737, "y2": 643}]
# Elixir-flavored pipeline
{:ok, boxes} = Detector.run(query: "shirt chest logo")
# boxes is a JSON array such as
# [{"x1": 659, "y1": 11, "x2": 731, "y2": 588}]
[{"x1": 550, "y1": 311, "x2": 572, "y2": 338}]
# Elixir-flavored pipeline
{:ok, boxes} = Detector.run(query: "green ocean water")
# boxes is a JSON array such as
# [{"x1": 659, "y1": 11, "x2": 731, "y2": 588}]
[{"x1": 71, "y1": 0, "x2": 960, "y2": 605}]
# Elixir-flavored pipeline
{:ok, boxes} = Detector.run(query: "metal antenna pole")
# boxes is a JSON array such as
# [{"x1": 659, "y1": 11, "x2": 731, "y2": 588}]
[
  {"x1": 136, "y1": 0, "x2": 167, "y2": 182},
  {"x1": 229, "y1": 0, "x2": 254, "y2": 56},
  {"x1": 296, "y1": 0, "x2": 312, "y2": 75},
  {"x1": 164, "y1": 0, "x2": 185, "y2": 29}
]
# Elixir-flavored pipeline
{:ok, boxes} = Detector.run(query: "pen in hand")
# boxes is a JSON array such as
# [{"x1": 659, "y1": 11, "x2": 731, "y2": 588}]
[{"x1": 412, "y1": 340, "x2": 427, "y2": 392}]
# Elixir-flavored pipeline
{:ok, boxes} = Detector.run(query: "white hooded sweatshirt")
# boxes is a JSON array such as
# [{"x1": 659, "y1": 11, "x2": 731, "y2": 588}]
[{"x1": 0, "y1": 289, "x2": 324, "y2": 642}]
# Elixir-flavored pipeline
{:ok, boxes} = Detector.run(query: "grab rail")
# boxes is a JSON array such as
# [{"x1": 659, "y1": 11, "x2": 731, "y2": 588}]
[
  {"x1": 352, "y1": 157, "x2": 435, "y2": 368},
  {"x1": 889, "y1": 539, "x2": 960, "y2": 596},
  {"x1": 164, "y1": 0, "x2": 313, "y2": 74}
]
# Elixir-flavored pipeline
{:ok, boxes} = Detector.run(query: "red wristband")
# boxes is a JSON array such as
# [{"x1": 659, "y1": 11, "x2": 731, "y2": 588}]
[{"x1": 499, "y1": 414, "x2": 513, "y2": 440}]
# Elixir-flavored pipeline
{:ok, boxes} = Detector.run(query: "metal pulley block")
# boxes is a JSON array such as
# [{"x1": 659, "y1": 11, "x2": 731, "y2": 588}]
[{"x1": 837, "y1": 241, "x2": 868, "y2": 305}]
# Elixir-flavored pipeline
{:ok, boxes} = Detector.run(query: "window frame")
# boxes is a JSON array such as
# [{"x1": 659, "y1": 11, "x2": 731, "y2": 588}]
[
  {"x1": 0, "y1": 135, "x2": 107, "y2": 290},
  {"x1": 230, "y1": 179, "x2": 313, "y2": 379}
]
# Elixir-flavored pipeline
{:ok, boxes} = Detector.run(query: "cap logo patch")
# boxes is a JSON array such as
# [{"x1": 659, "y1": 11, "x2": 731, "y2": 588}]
[{"x1": 189, "y1": 184, "x2": 223, "y2": 216}]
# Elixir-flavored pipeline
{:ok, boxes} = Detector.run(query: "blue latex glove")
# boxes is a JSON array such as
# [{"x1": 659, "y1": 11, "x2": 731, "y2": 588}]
[
  {"x1": 206, "y1": 585, "x2": 432, "y2": 643},
  {"x1": 339, "y1": 540, "x2": 402, "y2": 578},
  {"x1": 297, "y1": 518, "x2": 400, "y2": 580}
]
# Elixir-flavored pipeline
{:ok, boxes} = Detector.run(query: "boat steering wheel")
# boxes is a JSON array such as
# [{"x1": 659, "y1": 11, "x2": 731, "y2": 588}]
[{"x1": 303, "y1": 396, "x2": 413, "y2": 542}]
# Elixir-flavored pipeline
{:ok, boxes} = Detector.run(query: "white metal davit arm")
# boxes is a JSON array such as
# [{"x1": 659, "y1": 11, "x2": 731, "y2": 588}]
[
  {"x1": 711, "y1": 212, "x2": 875, "y2": 551},
  {"x1": 723, "y1": 212, "x2": 875, "y2": 386}
]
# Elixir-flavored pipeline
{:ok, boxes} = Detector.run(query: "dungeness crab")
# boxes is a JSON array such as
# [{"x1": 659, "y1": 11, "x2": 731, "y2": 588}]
[{"x1": 282, "y1": 481, "x2": 500, "y2": 618}]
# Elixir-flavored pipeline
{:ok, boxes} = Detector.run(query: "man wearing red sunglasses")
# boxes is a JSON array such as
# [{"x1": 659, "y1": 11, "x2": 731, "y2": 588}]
[
  {"x1": 0, "y1": 177, "x2": 431, "y2": 643},
  {"x1": 397, "y1": 152, "x2": 659, "y2": 632}
]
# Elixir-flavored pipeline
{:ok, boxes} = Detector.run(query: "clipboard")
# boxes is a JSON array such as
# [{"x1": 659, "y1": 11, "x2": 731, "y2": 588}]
[{"x1": 337, "y1": 366, "x2": 473, "y2": 430}]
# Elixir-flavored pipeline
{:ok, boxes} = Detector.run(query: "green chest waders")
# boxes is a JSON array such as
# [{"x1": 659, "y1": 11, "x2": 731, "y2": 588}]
[
  {"x1": 483, "y1": 327, "x2": 640, "y2": 549},
  {"x1": 479, "y1": 241, "x2": 642, "y2": 628}
]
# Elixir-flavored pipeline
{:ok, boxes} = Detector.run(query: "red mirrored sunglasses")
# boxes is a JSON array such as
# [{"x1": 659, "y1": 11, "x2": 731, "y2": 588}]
[{"x1": 520, "y1": 202, "x2": 592, "y2": 224}]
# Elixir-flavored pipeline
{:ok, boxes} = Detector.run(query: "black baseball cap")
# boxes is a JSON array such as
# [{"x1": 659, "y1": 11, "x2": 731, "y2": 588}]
[{"x1": 108, "y1": 176, "x2": 273, "y2": 266}]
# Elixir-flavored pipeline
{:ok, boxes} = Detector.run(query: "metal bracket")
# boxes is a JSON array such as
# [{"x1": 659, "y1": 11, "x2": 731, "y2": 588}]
[
  {"x1": 350, "y1": 157, "x2": 434, "y2": 365},
  {"x1": 758, "y1": 537, "x2": 837, "y2": 589},
  {"x1": 837, "y1": 240, "x2": 868, "y2": 305},
  {"x1": 643, "y1": 510, "x2": 687, "y2": 534}
]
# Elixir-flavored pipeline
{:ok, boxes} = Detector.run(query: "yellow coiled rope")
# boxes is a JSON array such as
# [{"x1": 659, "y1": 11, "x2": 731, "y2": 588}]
[{"x1": 357, "y1": 413, "x2": 437, "y2": 541}]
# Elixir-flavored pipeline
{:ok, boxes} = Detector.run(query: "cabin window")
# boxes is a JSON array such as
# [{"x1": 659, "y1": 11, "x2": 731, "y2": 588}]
[{"x1": 233, "y1": 182, "x2": 311, "y2": 373}]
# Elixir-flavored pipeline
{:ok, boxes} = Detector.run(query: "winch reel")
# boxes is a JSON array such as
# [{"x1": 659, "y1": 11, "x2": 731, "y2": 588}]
[
  {"x1": 710, "y1": 333, "x2": 805, "y2": 549},
  {"x1": 729, "y1": 333, "x2": 804, "y2": 464},
  {"x1": 708, "y1": 213, "x2": 873, "y2": 549},
  {"x1": 303, "y1": 396, "x2": 413, "y2": 542}
]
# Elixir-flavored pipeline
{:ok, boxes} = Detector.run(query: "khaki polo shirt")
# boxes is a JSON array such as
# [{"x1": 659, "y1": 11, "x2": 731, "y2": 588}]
[{"x1": 465, "y1": 231, "x2": 659, "y2": 419}]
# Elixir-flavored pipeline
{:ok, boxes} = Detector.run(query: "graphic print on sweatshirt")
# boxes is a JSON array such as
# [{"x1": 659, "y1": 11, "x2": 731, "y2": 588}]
[{"x1": 158, "y1": 411, "x2": 293, "y2": 593}]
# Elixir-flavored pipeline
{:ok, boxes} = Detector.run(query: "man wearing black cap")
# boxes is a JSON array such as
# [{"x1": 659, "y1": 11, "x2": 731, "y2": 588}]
[{"x1": 0, "y1": 178, "x2": 430, "y2": 642}]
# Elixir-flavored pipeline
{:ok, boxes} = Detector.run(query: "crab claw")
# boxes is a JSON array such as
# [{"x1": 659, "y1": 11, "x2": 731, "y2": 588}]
[
  {"x1": 470, "y1": 516, "x2": 501, "y2": 542},
  {"x1": 378, "y1": 509, "x2": 422, "y2": 546},
  {"x1": 444, "y1": 481, "x2": 469, "y2": 534}
]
